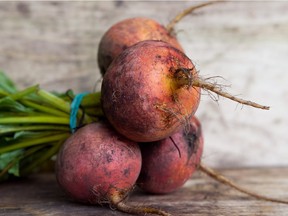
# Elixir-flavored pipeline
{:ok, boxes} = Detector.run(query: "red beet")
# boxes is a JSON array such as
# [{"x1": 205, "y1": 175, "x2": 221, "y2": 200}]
[
  {"x1": 97, "y1": 17, "x2": 183, "y2": 75},
  {"x1": 101, "y1": 40, "x2": 201, "y2": 142},
  {"x1": 55, "y1": 122, "x2": 170, "y2": 216},
  {"x1": 55, "y1": 122, "x2": 141, "y2": 207},
  {"x1": 137, "y1": 116, "x2": 204, "y2": 194}
]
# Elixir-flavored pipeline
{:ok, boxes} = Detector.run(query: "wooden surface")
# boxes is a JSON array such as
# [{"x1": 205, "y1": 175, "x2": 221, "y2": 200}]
[
  {"x1": 1, "y1": 167, "x2": 288, "y2": 216},
  {"x1": 0, "y1": 1, "x2": 287, "y2": 168}
]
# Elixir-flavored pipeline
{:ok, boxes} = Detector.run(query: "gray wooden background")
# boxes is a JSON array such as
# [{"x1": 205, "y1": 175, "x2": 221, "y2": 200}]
[{"x1": 1, "y1": 1, "x2": 287, "y2": 168}]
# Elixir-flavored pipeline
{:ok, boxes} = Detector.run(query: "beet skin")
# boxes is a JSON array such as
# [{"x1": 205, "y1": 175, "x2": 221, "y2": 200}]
[
  {"x1": 137, "y1": 116, "x2": 204, "y2": 194},
  {"x1": 101, "y1": 40, "x2": 201, "y2": 142},
  {"x1": 98, "y1": 17, "x2": 183, "y2": 75},
  {"x1": 55, "y1": 122, "x2": 142, "y2": 204}
]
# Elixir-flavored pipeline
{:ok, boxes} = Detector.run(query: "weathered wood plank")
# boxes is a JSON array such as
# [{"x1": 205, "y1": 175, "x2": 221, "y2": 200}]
[
  {"x1": 1, "y1": 167, "x2": 288, "y2": 216},
  {"x1": 0, "y1": 1, "x2": 287, "y2": 168}
]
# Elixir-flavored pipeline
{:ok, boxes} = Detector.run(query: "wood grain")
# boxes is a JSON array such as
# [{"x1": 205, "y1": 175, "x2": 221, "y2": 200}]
[
  {"x1": 1, "y1": 167, "x2": 288, "y2": 216},
  {"x1": 0, "y1": 1, "x2": 288, "y2": 167}
]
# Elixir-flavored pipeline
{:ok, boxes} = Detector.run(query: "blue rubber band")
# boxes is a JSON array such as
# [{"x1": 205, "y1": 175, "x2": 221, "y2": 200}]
[{"x1": 70, "y1": 92, "x2": 89, "y2": 133}]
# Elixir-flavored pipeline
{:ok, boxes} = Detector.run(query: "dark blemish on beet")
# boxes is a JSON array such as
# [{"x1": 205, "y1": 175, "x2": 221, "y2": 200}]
[
  {"x1": 184, "y1": 132, "x2": 196, "y2": 161},
  {"x1": 123, "y1": 168, "x2": 131, "y2": 177},
  {"x1": 183, "y1": 122, "x2": 202, "y2": 162},
  {"x1": 106, "y1": 153, "x2": 113, "y2": 163},
  {"x1": 103, "y1": 168, "x2": 112, "y2": 177},
  {"x1": 80, "y1": 142, "x2": 87, "y2": 151}
]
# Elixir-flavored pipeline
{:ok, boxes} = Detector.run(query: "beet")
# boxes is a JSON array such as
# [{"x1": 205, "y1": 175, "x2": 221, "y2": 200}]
[
  {"x1": 56, "y1": 122, "x2": 141, "y2": 204},
  {"x1": 101, "y1": 40, "x2": 200, "y2": 142},
  {"x1": 137, "y1": 116, "x2": 204, "y2": 194},
  {"x1": 97, "y1": 17, "x2": 183, "y2": 75},
  {"x1": 55, "y1": 122, "x2": 170, "y2": 215}
]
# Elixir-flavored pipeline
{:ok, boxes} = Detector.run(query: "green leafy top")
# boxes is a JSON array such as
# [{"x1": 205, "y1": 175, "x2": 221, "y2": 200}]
[
  {"x1": 0, "y1": 71, "x2": 17, "y2": 94},
  {"x1": 0, "y1": 71, "x2": 102, "y2": 182}
]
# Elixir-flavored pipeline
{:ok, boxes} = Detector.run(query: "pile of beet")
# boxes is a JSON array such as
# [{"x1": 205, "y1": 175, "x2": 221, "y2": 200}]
[
  {"x1": 56, "y1": 14, "x2": 206, "y2": 216},
  {"x1": 55, "y1": 2, "x2": 286, "y2": 216}
]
